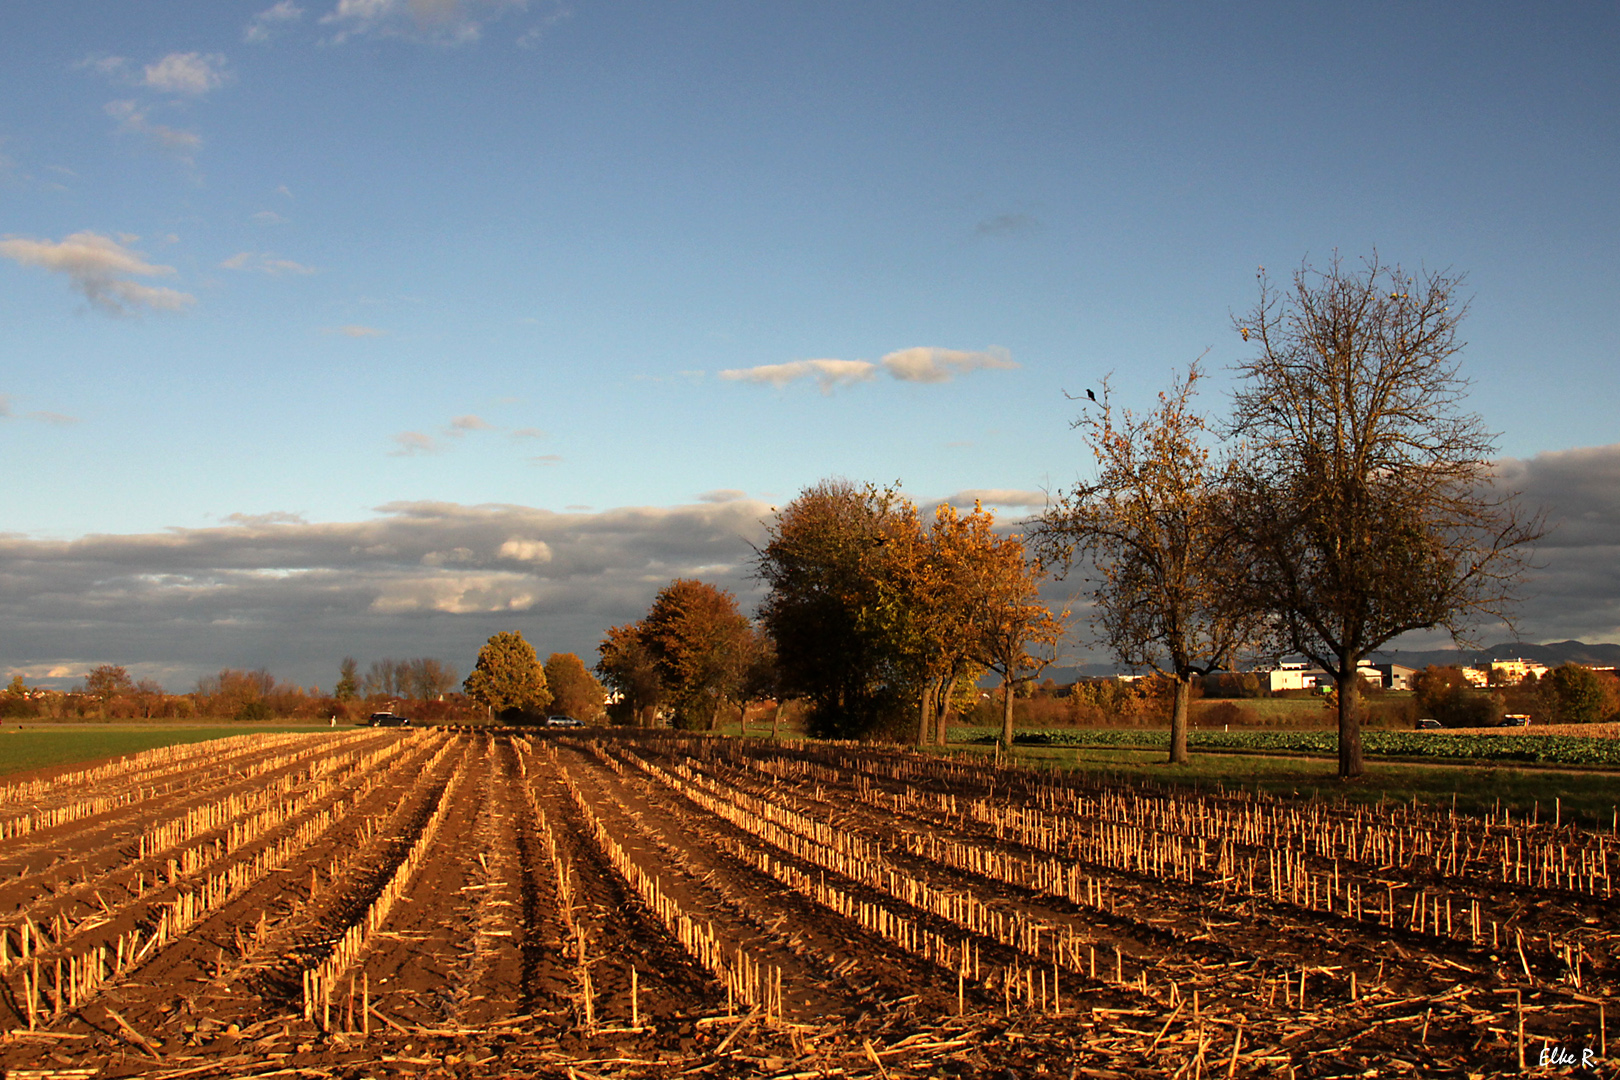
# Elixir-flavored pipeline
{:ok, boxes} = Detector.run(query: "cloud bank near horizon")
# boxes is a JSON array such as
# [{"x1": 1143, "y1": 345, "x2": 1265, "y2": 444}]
[{"x1": 2, "y1": 444, "x2": 1618, "y2": 691}]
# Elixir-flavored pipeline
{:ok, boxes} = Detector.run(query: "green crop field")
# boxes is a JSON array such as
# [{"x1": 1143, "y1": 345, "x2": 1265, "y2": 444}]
[
  {"x1": 0, "y1": 723, "x2": 339, "y2": 779},
  {"x1": 955, "y1": 725, "x2": 1620, "y2": 766},
  {"x1": 946, "y1": 726, "x2": 1620, "y2": 825}
]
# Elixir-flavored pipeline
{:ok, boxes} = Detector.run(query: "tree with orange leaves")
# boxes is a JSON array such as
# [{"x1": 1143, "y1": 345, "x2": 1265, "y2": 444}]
[{"x1": 1034, "y1": 363, "x2": 1259, "y2": 764}]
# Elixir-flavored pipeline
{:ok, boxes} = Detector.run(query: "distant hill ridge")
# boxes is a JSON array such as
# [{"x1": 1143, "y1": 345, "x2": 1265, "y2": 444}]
[{"x1": 1370, "y1": 640, "x2": 1620, "y2": 670}]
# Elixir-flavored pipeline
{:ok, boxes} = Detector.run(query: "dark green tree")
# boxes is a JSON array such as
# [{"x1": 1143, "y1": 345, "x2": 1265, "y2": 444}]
[
  {"x1": 597, "y1": 624, "x2": 664, "y2": 725},
  {"x1": 334, "y1": 657, "x2": 360, "y2": 701},
  {"x1": 1411, "y1": 665, "x2": 1499, "y2": 727},
  {"x1": 755, "y1": 480, "x2": 913, "y2": 739},
  {"x1": 1543, "y1": 664, "x2": 1606, "y2": 724}
]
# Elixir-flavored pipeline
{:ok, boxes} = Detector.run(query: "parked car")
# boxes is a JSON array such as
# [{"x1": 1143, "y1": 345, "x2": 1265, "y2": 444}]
[
  {"x1": 368, "y1": 712, "x2": 411, "y2": 727},
  {"x1": 1499, "y1": 714, "x2": 1531, "y2": 728},
  {"x1": 1415, "y1": 718, "x2": 1443, "y2": 730},
  {"x1": 545, "y1": 715, "x2": 584, "y2": 728}
]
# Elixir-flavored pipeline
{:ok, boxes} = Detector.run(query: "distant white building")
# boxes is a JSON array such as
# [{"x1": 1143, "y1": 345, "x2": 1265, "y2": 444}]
[
  {"x1": 1265, "y1": 659, "x2": 1388, "y2": 693},
  {"x1": 1268, "y1": 661, "x2": 1327, "y2": 693},
  {"x1": 1368, "y1": 663, "x2": 1417, "y2": 691}
]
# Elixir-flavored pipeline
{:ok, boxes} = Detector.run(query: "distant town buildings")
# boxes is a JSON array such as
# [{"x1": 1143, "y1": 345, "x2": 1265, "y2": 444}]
[
  {"x1": 1264, "y1": 660, "x2": 1396, "y2": 692},
  {"x1": 1487, "y1": 658, "x2": 1550, "y2": 684}
]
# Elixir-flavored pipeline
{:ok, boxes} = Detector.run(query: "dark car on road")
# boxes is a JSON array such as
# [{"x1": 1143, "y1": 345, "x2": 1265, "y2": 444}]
[{"x1": 368, "y1": 712, "x2": 411, "y2": 727}]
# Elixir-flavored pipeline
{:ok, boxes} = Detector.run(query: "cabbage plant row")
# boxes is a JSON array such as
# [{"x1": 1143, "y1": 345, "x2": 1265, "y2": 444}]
[{"x1": 962, "y1": 727, "x2": 1620, "y2": 767}]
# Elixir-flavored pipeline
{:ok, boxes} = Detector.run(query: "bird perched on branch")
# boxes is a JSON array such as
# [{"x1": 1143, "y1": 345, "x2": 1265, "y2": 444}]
[{"x1": 1086, "y1": 388, "x2": 1097, "y2": 402}]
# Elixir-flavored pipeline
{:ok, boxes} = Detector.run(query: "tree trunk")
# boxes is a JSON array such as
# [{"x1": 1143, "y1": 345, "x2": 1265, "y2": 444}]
[
  {"x1": 936, "y1": 674, "x2": 958, "y2": 746},
  {"x1": 1168, "y1": 676, "x2": 1192, "y2": 764},
  {"x1": 917, "y1": 683, "x2": 935, "y2": 747},
  {"x1": 1338, "y1": 661, "x2": 1365, "y2": 778},
  {"x1": 771, "y1": 701, "x2": 784, "y2": 740},
  {"x1": 1000, "y1": 677, "x2": 1015, "y2": 751}
]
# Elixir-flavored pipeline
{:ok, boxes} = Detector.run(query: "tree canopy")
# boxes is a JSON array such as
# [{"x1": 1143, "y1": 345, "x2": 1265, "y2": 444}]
[
  {"x1": 463, "y1": 631, "x2": 551, "y2": 721},
  {"x1": 757, "y1": 479, "x2": 1060, "y2": 743},
  {"x1": 598, "y1": 579, "x2": 754, "y2": 730},
  {"x1": 756, "y1": 480, "x2": 915, "y2": 739},
  {"x1": 1035, "y1": 364, "x2": 1257, "y2": 763},
  {"x1": 544, "y1": 651, "x2": 608, "y2": 723},
  {"x1": 1230, "y1": 255, "x2": 1542, "y2": 776}
]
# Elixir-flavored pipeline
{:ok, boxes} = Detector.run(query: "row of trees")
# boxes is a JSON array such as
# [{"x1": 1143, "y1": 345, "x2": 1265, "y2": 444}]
[
  {"x1": 334, "y1": 657, "x2": 459, "y2": 702},
  {"x1": 1413, "y1": 663, "x2": 1620, "y2": 727},
  {"x1": 596, "y1": 579, "x2": 775, "y2": 731},
  {"x1": 2, "y1": 665, "x2": 345, "y2": 722},
  {"x1": 460, "y1": 631, "x2": 608, "y2": 724},
  {"x1": 755, "y1": 483, "x2": 1063, "y2": 744},
  {"x1": 1035, "y1": 255, "x2": 1543, "y2": 777}
]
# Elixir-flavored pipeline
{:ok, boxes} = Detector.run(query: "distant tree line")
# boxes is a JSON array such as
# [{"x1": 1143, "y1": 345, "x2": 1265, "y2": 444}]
[
  {"x1": 458, "y1": 631, "x2": 608, "y2": 725},
  {"x1": 578, "y1": 482, "x2": 1064, "y2": 747},
  {"x1": 1412, "y1": 664, "x2": 1620, "y2": 727},
  {"x1": 7, "y1": 255, "x2": 1547, "y2": 769}
]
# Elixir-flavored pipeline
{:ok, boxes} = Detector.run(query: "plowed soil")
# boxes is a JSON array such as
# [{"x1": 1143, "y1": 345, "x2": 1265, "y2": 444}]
[{"x1": 0, "y1": 728, "x2": 1612, "y2": 1078}]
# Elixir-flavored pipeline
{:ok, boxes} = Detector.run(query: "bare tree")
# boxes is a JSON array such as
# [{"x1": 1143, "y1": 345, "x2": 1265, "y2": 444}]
[
  {"x1": 1230, "y1": 254, "x2": 1543, "y2": 777},
  {"x1": 1034, "y1": 364, "x2": 1261, "y2": 764}
]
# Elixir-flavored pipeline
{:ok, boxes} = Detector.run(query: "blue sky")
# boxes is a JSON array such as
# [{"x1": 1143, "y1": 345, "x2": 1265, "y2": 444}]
[{"x1": 2, "y1": 2, "x2": 1618, "y2": 689}]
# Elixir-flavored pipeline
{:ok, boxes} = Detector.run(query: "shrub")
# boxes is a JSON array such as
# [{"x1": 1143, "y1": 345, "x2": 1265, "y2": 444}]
[
  {"x1": 1202, "y1": 672, "x2": 1263, "y2": 698},
  {"x1": 1198, "y1": 701, "x2": 1261, "y2": 728}
]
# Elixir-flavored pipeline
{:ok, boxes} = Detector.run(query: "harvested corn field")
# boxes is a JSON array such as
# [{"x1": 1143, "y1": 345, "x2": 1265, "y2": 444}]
[{"x1": 0, "y1": 728, "x2": 1613, "y2": 1078}]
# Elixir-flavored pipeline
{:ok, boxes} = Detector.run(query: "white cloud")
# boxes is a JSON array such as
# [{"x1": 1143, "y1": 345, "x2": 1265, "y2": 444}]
[
  {"x1": 0, "y1": 231, "x2": 195, "y2": 315},
  {"x1": 371, "y1": 572, "x2": 539, "y2": 614},
  {"x1": 516, "y1": 0, "x2": 569, "y2": 48},
  {"x1": 497, "y1": 538, "x2": 552, "y2": 563},
  {"x1": 225, "y1": 511, "x2": 308, "y2": 526},
  {"x1": 319, "y1": 0, "x2": 530, "y2": 45},
  {"x1": 720, "y1": 347, "x2": 1017, "y2": 394},
  {"x1": 880, "y1": 346, "x2": 1017, "y2": 383},
  {"x1": 252, "y1": 210, "x2": 287, "y2": 225},
  {"x1": 246, "y1": 2, "x2": 306, "y2": 43},
  {"x1": 511, "y1": 427, "x2": 547, "y2": 439},
  {"x1": 105, "y1": 101, "x2": 202, "y2": 160},
  {"x1": 719, "y1": 359, "x2": 877, "y2": 394},
  {"x1": 937, "y1": 489, "x2": 1049, "y2": 510},
  {"x1": 389, "y1": 431, "x2": 439, "y2": 456},
  {"x1": 325, "y1": 324, "x2": 385, "y2": 337},
  {"x1": 220, "y1": 251, "x2": 317, "y2": 275},
  {"x1": 142, "y1": 53, "x2": 232, "y2": 95},
  {"x1": 447, "y1": 414, "x2": 494, "y2": 435},
  {"x1": 698, "y1": 489, "x2": 748, "y2": 504},
  {"x1": 0, "y1": 398, "x2": 80, "y2": 426}
]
